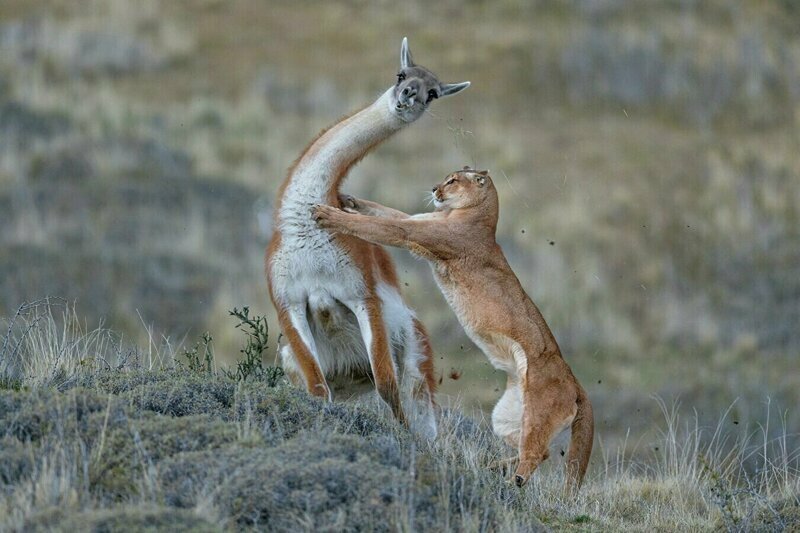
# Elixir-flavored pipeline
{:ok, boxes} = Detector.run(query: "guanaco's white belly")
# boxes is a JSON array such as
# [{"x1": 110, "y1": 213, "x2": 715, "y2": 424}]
[{"x1": 271, "y1": 211, "x2": 417, "y2": 378}]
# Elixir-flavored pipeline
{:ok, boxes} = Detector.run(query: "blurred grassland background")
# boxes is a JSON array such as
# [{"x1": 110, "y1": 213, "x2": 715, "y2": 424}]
[{"x1": 1, "y1": 0, "x2": 799, "y2": 454}]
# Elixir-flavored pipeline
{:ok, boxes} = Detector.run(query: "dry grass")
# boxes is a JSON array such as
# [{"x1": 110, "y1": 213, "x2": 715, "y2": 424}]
[{"x1": 1, "y1": 305, "x2": 799, "y2": 531}]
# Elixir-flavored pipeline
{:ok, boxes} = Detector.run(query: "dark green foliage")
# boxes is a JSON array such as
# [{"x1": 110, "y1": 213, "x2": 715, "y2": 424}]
[
  {"x1": 0, "y1": 366, "x2": 541, "y2": 530},
  {"x1": 72, "y1": 370, "x2": 182, "y2": 396},
  {"x1": 0, "y1": 375, "x2": 23, "y2": 391},
  {"x1": 0, "y1": 437, "x2": 33, "y2": 491},
  {"x1": 178, "y1": 332, "x2": 214, "y2": 374},
  {"x1": 251, "y1": 384, "x2": 400, "y2": 444},
  {"x1": 24, "y1": 506, "x2": 220, "y2": 533},
  {"x1": 127, "y1": 373, "x2": 237, "y2": 418},
  {"x1": 222, "y1": 307, "x2": 282, "y2": 384},
  {"x1": 752, "y1": 497, "x2": 800, "y2": 532},
  {"x1": 88, "y1": 413, "x2": 239, "y2": 500},
  {"x1": 0, "y1": 388, "x2": 114, "y2": 442},
  {"x1": 159, "y1": 432, "x2": 409, "y2": 530}
]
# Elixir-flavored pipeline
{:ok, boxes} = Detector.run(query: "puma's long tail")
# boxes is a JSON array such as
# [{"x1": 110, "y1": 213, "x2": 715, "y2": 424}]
[{"x1": 566, "y1": 386, "x2": 594, "y2": 493}]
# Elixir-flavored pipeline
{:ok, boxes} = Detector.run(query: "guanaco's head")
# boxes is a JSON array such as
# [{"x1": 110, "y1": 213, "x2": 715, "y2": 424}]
[
  {"x1": 431, "y1": 167, "x2": 496, "y2": 211},
  {"x1": 391, "y1": 37, "x2": 470, "y2": 122}
]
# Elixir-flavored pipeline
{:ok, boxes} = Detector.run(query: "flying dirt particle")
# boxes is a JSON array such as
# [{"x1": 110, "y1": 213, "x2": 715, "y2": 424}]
[
  {"x1": 521, "y1": 229, "x2": 525, "y2": 234},
  {"x1": 494, "y1": 388, "x2": 499, "y2": 392},
  {"x1": 449, "y1": 369, "x2": 462, "y2": 380},
  {"x1": 549, "y1": 240, "x2": 555, "y2": 246},
  {"x1": 654, "y1": 447, "x2": 659, "y2": 451},
  {"x1": 733, "y1": 421, "x2": 739, "y2": 425},
  {"x1": 404, "y1": 282, "x2": 409, "y2": 286},
  {"x1": 460, "y1": 345, "x2": 464, "y2": 350},
  {"x1": 560, "y1": 449, "x2": 565, "y2": 456},
  {"x1": 597, "y1": 380, "x2": 602, "y2": 384},
  {"x1": 438, "y1": 373, "x2": 444, "y2": 385}
]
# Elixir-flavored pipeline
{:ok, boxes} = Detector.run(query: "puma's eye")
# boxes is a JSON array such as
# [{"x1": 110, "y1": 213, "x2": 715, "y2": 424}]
[
  {"x1": 426, "y1": 89, "x2": 438, "y2": 103},
  {"x1": 397, "y1": 72, "x2": 406, "y2": 83},
  {"x1": 445, "y1": 178, "x2": 456, "y2": 186}
]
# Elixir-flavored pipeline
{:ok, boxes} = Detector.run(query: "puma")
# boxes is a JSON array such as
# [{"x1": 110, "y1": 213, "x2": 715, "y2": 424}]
[{"x1": 312, "y1": 168, "x2": 594, "y2": 491}]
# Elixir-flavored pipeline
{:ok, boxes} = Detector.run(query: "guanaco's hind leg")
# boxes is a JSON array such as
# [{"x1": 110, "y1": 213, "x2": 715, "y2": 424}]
[
  {"x1": 346, "y1": 298, "x2": 407, "y2": 426},
  {"x1": 278, "y1": 304, "x2": 331, "y2": 400},
  {"x1": 514, "y1": 372, "x2": 578, "y2": 487},
  {"x1": 405, "y1": 318, "x2": 437, "y2": 439}
]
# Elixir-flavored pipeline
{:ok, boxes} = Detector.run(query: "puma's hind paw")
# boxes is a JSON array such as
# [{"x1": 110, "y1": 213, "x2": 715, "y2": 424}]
[{"x1": 337, "y1": 193, "x2": 359, "y2": 213}]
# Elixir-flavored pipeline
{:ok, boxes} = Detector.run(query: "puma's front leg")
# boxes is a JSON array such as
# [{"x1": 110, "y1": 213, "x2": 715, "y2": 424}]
[
  {"x1": 313, "y1": 205, "x2": 412, "y2": 248},
  {"x1": 338, "y1": 194, "x2": 411, "y2": 219},
  {"x1": 312, "y1": 205, "x2": 450, "y2": 260}
]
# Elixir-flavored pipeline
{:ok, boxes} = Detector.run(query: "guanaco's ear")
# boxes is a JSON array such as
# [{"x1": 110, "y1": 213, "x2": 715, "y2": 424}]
[
  {"x1": 400, "y1": 37, "x2": 414, "y2": 69},
  {"x1": 440, "y1": 81, "x2": 471, "y2": 97}
]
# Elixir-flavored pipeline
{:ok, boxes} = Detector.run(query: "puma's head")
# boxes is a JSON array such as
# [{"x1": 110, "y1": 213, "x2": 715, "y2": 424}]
[{"x1": 431, "y1": 167, "x2": 495, "y2": 210}]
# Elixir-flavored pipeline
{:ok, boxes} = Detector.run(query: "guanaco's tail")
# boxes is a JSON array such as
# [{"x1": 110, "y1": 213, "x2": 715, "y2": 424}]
[{"x1": 566, "y1": 386, "x2": 594, "y2": 493}]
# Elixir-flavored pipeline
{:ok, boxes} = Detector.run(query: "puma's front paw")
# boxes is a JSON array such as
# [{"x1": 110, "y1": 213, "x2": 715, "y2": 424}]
[
  {"x1": 337, "y1": 193, "x2": 359, "y2": 213},
  {"x1": 311, "y1": 204, "x2": 343, "y2": 230}
]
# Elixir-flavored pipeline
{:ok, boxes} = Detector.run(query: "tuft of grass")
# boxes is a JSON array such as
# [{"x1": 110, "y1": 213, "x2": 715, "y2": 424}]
[{"x1": 178, "y1": 331, "x2": 214, "y2": 374}]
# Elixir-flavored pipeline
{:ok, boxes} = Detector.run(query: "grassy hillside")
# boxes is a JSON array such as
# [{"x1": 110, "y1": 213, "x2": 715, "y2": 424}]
[
  {"x1": 1, "y1": 303, "x2": 798, "y2": 531},
  {"x1": 0, "y1": 0, "x2": 799, "y2": 514}
]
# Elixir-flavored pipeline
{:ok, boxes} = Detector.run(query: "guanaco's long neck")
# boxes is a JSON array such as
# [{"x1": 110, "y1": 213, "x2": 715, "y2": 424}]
[{"x1": 280, "y1": 89, "x2": 406, "y2": 217}]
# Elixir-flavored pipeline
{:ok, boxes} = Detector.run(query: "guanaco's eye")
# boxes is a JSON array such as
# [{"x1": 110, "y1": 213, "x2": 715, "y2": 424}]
[
  {"x1": 397, "y1": 72, "x2": 406, "y2": 83},
  {"x1": 426, "y1": 89, "x2": 438, "y2": 103}
]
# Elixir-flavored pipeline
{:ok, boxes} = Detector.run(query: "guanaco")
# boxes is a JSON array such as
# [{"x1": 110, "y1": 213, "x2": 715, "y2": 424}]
[
  {"x1": 312, "y1": 168, "x2": 594, "y2": 491},
  {"x1": 266, "y1": 38, "x2": 470, "y2": 438}
]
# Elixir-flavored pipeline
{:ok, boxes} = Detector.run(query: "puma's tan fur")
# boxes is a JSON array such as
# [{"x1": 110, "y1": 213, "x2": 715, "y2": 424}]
[{"x1": 313, "y1": 169, "x2": 594, "y2": 491}]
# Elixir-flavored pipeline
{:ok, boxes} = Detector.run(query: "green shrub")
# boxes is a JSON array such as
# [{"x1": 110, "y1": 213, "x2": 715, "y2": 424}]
[
  {"x1": 23, "y1": 505, "x2": 219, "y2": 533},
  {"x1": 87, "y1": 413, "x2": 239, "y2": 500},
  {"x1": 0, "y1": 437, "x2": 33, "y2": 491},
  {"x1": 158, "y1": 431, "x2": 408, "y2": 530},
  {"x1": 0, "y1": 388, "x2": 114, "y2": 442}
]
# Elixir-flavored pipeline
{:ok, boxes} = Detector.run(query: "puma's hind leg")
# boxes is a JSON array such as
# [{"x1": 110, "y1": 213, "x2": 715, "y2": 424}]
[
  {"x1": 513, "y1": 372, "x2": 578, "y2": 487},
  {"x1": 491, "y1": 383, "x2": 524, "y2": 448}
]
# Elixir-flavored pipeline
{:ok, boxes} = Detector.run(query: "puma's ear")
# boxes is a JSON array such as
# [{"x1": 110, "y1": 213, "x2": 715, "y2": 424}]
[{"x1": 476, "y1": 175, "x2": 486, "y2": 187}]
